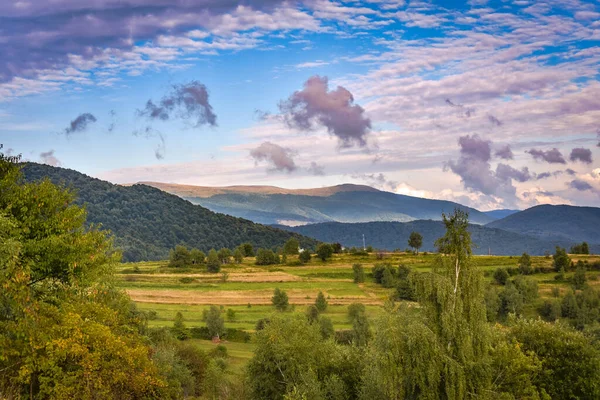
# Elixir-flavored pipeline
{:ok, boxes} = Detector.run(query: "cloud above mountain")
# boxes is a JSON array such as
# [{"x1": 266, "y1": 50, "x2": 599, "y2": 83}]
[{"x1": 250, "y1": 141, "x2": 297, "y2": 172}]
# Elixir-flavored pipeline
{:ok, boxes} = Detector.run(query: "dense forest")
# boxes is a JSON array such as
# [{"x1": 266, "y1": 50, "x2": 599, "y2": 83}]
[
  {"x1": 277, "y1": 220, "x2": 597, "y2": 255},
  {"x1": 22, "y1": 163, "x2": 319, "y2": 262}
]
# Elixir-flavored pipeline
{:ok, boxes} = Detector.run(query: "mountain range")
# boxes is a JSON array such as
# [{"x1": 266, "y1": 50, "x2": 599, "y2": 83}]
[
  {"x1": 22, "y1": 163, "x2": 318, "y2": 262},
  {"x1": 141, "y1": 182, "x2": 495, "y2": 225}
]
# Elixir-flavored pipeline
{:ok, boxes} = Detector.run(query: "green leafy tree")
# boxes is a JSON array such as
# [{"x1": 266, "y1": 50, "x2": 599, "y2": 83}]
[
  {"x1": 352, "y1": 263, "x2": 365, "y2": 283},
  {"x1": 189, "y1": 248, "x2": 205, "y2": 265},
  {"x1": 306, "y1": 305, "x2": 320, "y2": 324},
  {"x1": 573, "y1": 264, "x2": 587, "y2": 290},
  {"x1": 206, "y1": 248, "x2": 220, "y2": 273},
  {"x1": 493, "y1": 268, "x2": 509, "y2": 285},
  {"x1": 316, "y1": 243, "x2": 334, "y2": 262},
  {"x1": 233, "y1": 247, "x2": 244, "y2": 263},
  {"x1": 553, "y1": 246, "x2": 571, "y2": 272},
  {"x1": 173, "y1": 311, "x2": 189, "y2": 340},
  {"x1": 256, "y1": 248, "x2": 279, "y2": 265},
  {"x1": 408, "y1": 231, "x2": 423, "y2": 254},
  {"x1": 272, "y1": 288, "x2": 289, "y2": 311},
  {"x1": 319, "y1": 317, "x2": 335, "y2": 340},
  {"x1": 571, "y1": 242, "x2": 590, "y2": 254},
  {"x1": 170, "y1": 245, "x2": 192, "y2": 267},
  {"x1": 284, "y1": 237, "x2": 300, "y2": 255},
  {"x1": 518, "y1": 252, "x2": 532, "y2": 275},
  {"x1": 217, "y1": 247, "x2": 231, "y2": 264},
  {"x1": 299, "y1": 250, "x2": 311, "y2": 264},
  {"x1": 347, "y1": 303, "x2": 366, "y2": 323},
  {"x1": 205, "y1": 305, "x2": 225, "y2": 339},
  {"x1": 332, "y1": 243, "x2": 343, "y2": 253},
  {"x1": 0, "y1": 153, "x2": 166, "y2": 398},
  {"x1": 315, "y1": 291, "x2": 328, "y2": 312},
  {"x1": 241, "y1": 242, "x2": 255, "y2": 257}
]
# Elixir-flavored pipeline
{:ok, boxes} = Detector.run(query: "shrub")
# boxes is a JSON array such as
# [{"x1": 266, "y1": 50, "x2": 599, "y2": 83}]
[
  {"x1": 352, "y1": 263, "x2": 365, "y2": 283},
  {"x1": 299, "y1": 250, "x2": 311, "y2": 264},
  {"x1": 315, "y1": 291, "x2": 328, "y2": 312},
  {"x1": 256, "y1": 248, "x2": 279, "y2": 265},
  {"x1": 316, "y1": 243, "x2": 334, "y2": 261},
  {"x1": 272, "y1": 288, "x2": 289, "y2": 311},
  {"x1": 493, "y1": 268, "x2": 509, "y2": 285}
]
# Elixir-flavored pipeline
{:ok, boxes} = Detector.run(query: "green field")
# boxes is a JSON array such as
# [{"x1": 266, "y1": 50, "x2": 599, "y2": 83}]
[{"x1": 117, "y1": 252, "x2": 600, "y2": 371}]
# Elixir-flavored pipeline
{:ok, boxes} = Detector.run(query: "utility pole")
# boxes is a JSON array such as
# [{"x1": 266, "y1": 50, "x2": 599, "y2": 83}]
[{"x1": 363, "y1": 234, "x2": 366, "y2": 251}]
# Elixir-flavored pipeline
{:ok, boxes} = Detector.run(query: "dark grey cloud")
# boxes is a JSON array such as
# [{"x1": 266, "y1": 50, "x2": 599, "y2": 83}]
[
  {"x1": 569, "y1": 179, "x2": 593, "y2": 191},
  {"x1": 138, "y1": 81, "x2": 216, "y2": 128},
  {"x1": 250, "y1": 141, "x2": 297, "y2": 172},
  {"x1": 566, "y1": 168, "x2": 577, "y2": 176},
  {"x1": 107, "y1": 109, "x2": 116, "y2": 133},
  {"x1": 307, "y1": 161, "x2": 325, "y2": 176},
  {"x1": 487, "y1": 115, "x2": 503, "y2": 126},
  {"x1": 279, "y1": 75, "x2": 372, "y2": 148},
  {"x1": 495, "y1": 163, "x2": 533, "y2": 183},
  {"x1": 527, "y1": 148, "x2": 566, "y2": 164},
  {"x1": 39, "y1": 150, "x2": 61, "y2": 166},
  {"x1": 494, "y1": 144, "x2": 513, "y2": 160},
  {"x1": 569, "y1": 147, "x2": 593, "y2": 164},
  {"x1": 64, "y1": 113, "x2": 97, "y2": 135},
  {"x1": 133, "y1": 126, "x2": 166, "y2": 159},
  {"x1": 0, "y1": 1, "x2": 284, "y2": 83},
  {"x1": 445, "y1": 135, "x2": 533, "y2": 204},
  {"x1": 445, "y1": 98, "x2": 475, "y2": 118}
]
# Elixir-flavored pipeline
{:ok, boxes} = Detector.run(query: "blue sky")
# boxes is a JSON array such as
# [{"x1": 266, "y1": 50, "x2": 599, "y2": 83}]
[{"x1": 0, "y1": 0, "x2": 599, "y2": 210}]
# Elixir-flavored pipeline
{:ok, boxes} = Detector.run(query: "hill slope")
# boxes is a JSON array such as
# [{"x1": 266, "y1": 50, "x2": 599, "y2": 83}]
[
  {"x1": 143, "y1": 182, "x2": 495, "y2": 226},
  {"x1": 486, "y1": 205, "x2": 600, "y2": 244},
  {"x1": 483, "y1": 209, "x2": 520, "y2": 219},
  {"x1": 276, "y1": 220, "x2": 595, "y2": 256},
  {"x1": 22, "y1": 163, "x2": 319, "y2": 262}
]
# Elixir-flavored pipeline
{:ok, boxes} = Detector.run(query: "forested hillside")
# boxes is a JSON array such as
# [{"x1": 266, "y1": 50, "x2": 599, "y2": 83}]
[
  {"x1": 277, "y1": 220, "x2": 596, "y2": 255},
  {"x1": 486, "y1": 204, "x2": 600, "y2": 244},
  {"x1": 22, "y1": 163, "x2": 318, "y2": 261}
]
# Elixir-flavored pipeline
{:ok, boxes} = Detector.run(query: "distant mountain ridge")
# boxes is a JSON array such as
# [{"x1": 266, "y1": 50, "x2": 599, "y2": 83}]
[
  {"x1": 22, "y1": 163, "x2": 319, "y2": 262},
  {"x1": 141, "y1": 182, "x2": 495, "y2": 226},
  {"x1": 486, "y1": 204, "x2": 600, "y2": 245},
  {"x1": 483, "y1": 209, "x2": 520, "y2": 219},
  {"x1": 276, "y1": 220, "x2": 599, "y2": 256}
]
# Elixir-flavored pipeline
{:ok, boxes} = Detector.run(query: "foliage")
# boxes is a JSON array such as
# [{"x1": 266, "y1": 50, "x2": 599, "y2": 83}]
[
  {"x1": 173, "y1": 311, "x2": 189, "y2": 340},
  {"x1": 493, "y1": 268, "x2": 509, "y2": 285},
  {"x1": 217, "y1": 247, "x2": 232, "y2": 263},
  {"x1": 573, "y1": 263, "x2": 587, "y2": 290},
  {"x1": 553, "y1": 246, "x2": 571, "y2": 272},
  {"x1": 241, "y1": 242, "x2": 255, "y2": 257},
  {"x1": 0, "y1": 154, "x2": 166, "y2": 398},
  {"x1": 256, "y1": 248, "x2": 280, "y2": 265},
  {"x1": 315, "y1": 291, "x2": 328, "y2": 312},
  {"x1": 206, "y1": 248, "x2": 221, "y2": 273},
  {"x1": 509, "y1": 318, "x2": 600, "y2": 399},
  {"x1": 518, "y1": 252, "x2": 532, "y2": 275},
  {"x1": 272, "y1": 288, "x2": 290, "y2": 311},
  {"x1": 352, "y1": 263, "x2": 365, "y2": 283},
  {"x1": 408, "y1": 231, "x2": 423, "y2": 254},
  {"x1": 205, "y1": 305, "x2": 225, "y2": 339},
  {"x1": 190, "y1": 248, "x2": 206, "y2": 265},
  {"x1": 284, "y1": 237, "x2": 300, "y2": 255},
  {"x1": 316, "y1": 243, "x2": 334, "y2": 261},
  {"x1": 372, "y1": 263, "x2": 395, "y2": 284},
  {"x1": 306, "y1": 305, "x2": 320, "y2": 324},
  {"x1": 233, "y1": 247, "x2": 244, "y2": 263},
  {"x1": 571, "y1": 241, "x2": 590, "y2": 254},
  {"x1": 299, "y1": 250, "x2": 311, "y2": 264},
  {"x1": 169, "y1": 245, "x2": 191, "y2": 267}
]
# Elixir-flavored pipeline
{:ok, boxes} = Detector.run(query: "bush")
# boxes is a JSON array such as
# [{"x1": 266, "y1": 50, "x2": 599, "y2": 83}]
[
  {"x1": 539, "y1": 300, "x2": 561, "y2": 321},
  {"x1": 518, "y1": 253, "x2": 532, "y2": 275},
  {"x1": 272, "y1": 288, "x2": 289, "y2": 311},
  {"x1": 372, "y1": 263, "x2": 395, "y2": 284},
  {"x1": 179, "y1": 277, "x2": 195, "y2": 284},
  {"x1": 334, "y1": 330, "x2": 354, "y2": 345},
  {"x1": 319, "y1": 317, "x2": 335, "y2": 340},
  {"x1": 256, "y1": 248, "x2": 279, "y2": 265},
  {"x1": 316, "y1": 243, "x2": 334, "y2": 261},
  {"x1": 553, "y1": 246, "x2": 571, "y2": 272},
  {"x1": 206, "y1": 249, "x2": 221, "y2": 273},
  {"x1": 299, "y1": 250, "x2": 311, "y2": 264},
  {"x1": 493, "y1": 268, "x2": 510, "y2": 285},
  {"x1": 352, "y1": 263, "x2": 365, "y2": 283},
  {"x1": 573, "y1": 264, "x2": 587, "y2": 290},
  {"x1": 315, "y1": 291, "x2": 328, "y2": 312}
]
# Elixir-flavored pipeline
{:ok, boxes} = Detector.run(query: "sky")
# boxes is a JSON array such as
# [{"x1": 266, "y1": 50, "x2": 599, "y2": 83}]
[{"x1": 0, "y1": 0, "x2": 599, "y2": 211}]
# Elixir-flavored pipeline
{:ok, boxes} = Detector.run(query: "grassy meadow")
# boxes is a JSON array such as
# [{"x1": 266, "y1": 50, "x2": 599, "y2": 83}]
[{"x1": 116, "y1": 251, "x2": 600, "y2": 369}]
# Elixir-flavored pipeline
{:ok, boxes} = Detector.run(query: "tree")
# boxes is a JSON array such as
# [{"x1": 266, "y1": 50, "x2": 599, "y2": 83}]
[
  {"x1": 256, "y1": 248, "x2": 279, "y2": 265},
  {"x1": 553, "y1": 246, "x2": 571, "y2": 272},
  {"x1": 299, "y1": 250, "x2": 311, "y2": 264},
  {"x1": 173, "y1": 311, "x2": 189, "y2": 340},
  {"x1": 316, "y1": 243, "x2": 334, "y2": 262},
  {"x1": 272, "y1": 288, "x2": 289, "y2": 311},
  {"x1": 284, "y1": 237, "x2": 300, "y2": 255},
  {"x1": 206, "y1": 249, "x2": 221, "y2": 273},
  {"x1": 205, "y1": 305, "x2": 225, "y2": 339},
  {"x1": 319, "y1": 317, "x2": 335, "y2": 340},
  {"x1": 571, "y1": 242, "x2": 590, "y2": 254},
  {"x1": 217, "y1": 247, "x2": 231, "y2": 263},
  {"x1": 332, "y1": 243, "x2": 342, "y2": 254},
  {"x1": 241, "y1": 242, "x2": 255, "y2": 257},
  {"x1": 0, "y1": 153, "x2": 166, "y2": 398},
  {"x1": 518, "y1": 252, "x2": 532, "y2": 275},
  {"x1": 573, "y1": 263, "x2": 587, "y2": 290},
  {"x1": 170, "y1": 245, "x2": 191, "y2": 267},
  {"x1": 233, "y1": 247, "x2": 244, "y2": 263},
  {"x1": 190, "y1": 248, "x2": 205, "y2": 265},
  {"x1": 408, "y1": 231, "x2": 423, "y2": 254},
  {"x1": 306, "y1": 305, "x2": 320, "y2": 324},
  {"x1": 352, "y1": 264, "x2": 365, "y2": 283},
  {"x1": 315, "y1": 291, "x2": 328, "y2": 312},
  {"x1": 493, "y1": 268, "x2": 509, "y2": 285},
  {"x1": 381, "y1": 267, "x2": 395, "y2": 288}
]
